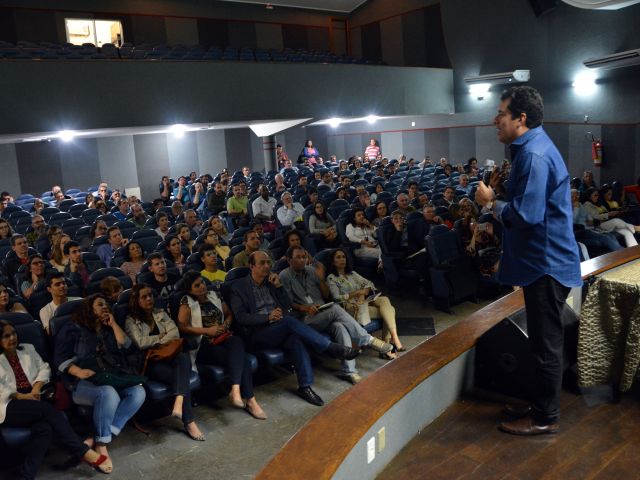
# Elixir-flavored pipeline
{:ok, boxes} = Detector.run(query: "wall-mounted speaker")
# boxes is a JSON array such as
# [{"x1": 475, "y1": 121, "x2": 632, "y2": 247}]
[{"x1": 529, "y1": 0, "x2": 558, "y2": 16}]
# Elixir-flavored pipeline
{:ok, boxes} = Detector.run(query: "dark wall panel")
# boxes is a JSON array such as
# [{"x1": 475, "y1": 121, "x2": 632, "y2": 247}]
[
  {"x1": 16, "y1": 142, "x2": 63, "y2": 196},
  {"x1": 600, "y1": 125, "x2": 636, "y2": 185},
  {"x1": 402, "y1": 130, "x2": 426, "y2": 161},
  {"x1": 197, "y1": 18, "x2": 228, "y2": 48},
  {"x1": 282, "y1": 24, "x2": 308, "y2": 50},
  {"x1": 133, "y1": 134, "x2": 170, "y2": 201},
  {"x1": 0, "y1": 7, "x2": 17, "y2": 43},
  {"x1": 227, "y1": 21, "x2": 257, "y2": 48},
  {"x1": 424, "y1": 129, "x2": 450, "y2": 159},
  {"x1": 130, "y1": 15, "x2": 166, "y2": 45},
  {"x1": 13, "y1": 9, "x2": 57, "y2": 43},
  {"x1": 423, "y1": 4, "x2": 451, "y2": 68},
  {"x1": 225, "y1": 129, "x2": 252, "y2": 173},
  {"x1": 59, "y1": 138, "x2": 100, "y2": 191},
  {"x1": 402, "y1": 10, "x2": 426, "y2": 66},
  {"x1": 360, "y1": 21, "x2": 381, "y2": 61}
]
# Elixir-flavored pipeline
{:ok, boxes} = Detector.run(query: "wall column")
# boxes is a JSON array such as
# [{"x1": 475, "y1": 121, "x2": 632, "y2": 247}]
[{"x1": 262, "y1": 135, "x2": 277, "y2": 173}]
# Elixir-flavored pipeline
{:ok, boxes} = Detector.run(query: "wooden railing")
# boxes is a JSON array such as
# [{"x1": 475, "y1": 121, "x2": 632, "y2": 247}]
[{"x1": 256, "y1": 246, "x2": 640, "y2": 480}]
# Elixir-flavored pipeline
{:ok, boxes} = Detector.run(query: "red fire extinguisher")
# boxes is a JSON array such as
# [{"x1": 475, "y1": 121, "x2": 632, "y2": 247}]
[{"x1": 591, "y1": 134, "x2": 603, "y2": 167}]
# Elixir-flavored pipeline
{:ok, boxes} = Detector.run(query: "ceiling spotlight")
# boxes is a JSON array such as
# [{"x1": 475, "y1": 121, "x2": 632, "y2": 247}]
[
  {"x1": 366, "y1": 115, "x2": 378, "y2": 124},
  {"x1": 58, "y1": 130, "x2": 75, "y2": 142},
  {"x1": 572, "y1": 71, "x2": 597, "y2": 96},
  {"x1": 169, "y1": 124, "x2": 186, "y2": 138},
  {"x1": 328, "y1": 117, "x2": 342, "y2": 128}
]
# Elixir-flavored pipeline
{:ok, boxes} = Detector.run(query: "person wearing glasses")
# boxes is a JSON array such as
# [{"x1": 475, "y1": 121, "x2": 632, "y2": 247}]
[{"x1": 20, "y1": 254, "x2": 47, "y2": 300}]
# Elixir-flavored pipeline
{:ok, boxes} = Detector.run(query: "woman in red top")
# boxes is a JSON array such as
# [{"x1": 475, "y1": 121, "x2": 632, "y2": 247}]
[{"x1": 364, "y1": 139, "x2": 381, "y2": 161}]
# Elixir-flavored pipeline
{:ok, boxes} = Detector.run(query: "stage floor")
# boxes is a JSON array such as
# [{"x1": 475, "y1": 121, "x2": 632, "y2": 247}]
[{"x1": 378, "y1": 389, "x2": 640, "y2": 480}]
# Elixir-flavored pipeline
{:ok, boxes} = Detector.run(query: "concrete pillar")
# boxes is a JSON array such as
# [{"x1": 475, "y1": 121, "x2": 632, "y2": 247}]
[{"x1": 262, "y1": 135, "x2": 277, "y2": 173}]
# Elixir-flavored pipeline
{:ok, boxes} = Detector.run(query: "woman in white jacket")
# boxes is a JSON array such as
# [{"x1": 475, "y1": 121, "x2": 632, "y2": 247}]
[
  {"x1": 0, "y1": 320, "x2": 111, "y2": 478},
  {"x1": 176, "y1": 271, "x2": 266, "y2": 420},
  {"x1": 583, "y1": 188, "x2": 639, "y2": 247}
]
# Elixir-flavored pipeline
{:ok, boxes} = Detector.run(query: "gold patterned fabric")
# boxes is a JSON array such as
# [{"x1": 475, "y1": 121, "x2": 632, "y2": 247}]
[{"x1": 578, "y1": 261, "x2": 640, "y2": 391}]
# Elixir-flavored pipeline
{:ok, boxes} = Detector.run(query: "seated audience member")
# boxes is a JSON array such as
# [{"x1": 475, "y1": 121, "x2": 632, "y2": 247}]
[
  {"x1": 0, "y1": 218, "x2": 13, "y2": 239},
  {"x1": 229, "y1": 251, "x2": 360, "y2": 405},
  {"x1": 163, "y1": 234, "x2": 186, "y2": 273},
  {"x1": 465, "y1": 220, "x2": 501, "y2": 277},
  {"x1": 252, "y1": 185, "x2": 277, "y2": 223},
  {"x1": 100, "y1": 276, "x2": 124, "y2": 307},
  {"x1": 395, "y1": 192, "x2": 416, "y2": 215},
  {"x1": 113, "y1": 198, "x2": 130, "y2": 222},
  {"x1": 20, "y1": 254, "x2": 46, "y2": 300},
  {"x1": 279, "y1": 246, "x2": 392, "y2": 385},
  {"x1": 49, "y1": 233, "x2": 71, "y2": 273},
  {"x1": 233, "y1": 231, "x2": 271, "y2": 268},
  {"x1": 31, "y1": 198, "x2": 46, "y2": 216},
  {"x1": 335, "y1": 187, "x2": 349, "y2": 201},
  {"x1": 571, "y1": 189, "x2": 622, "y2": 254},
  {"x1": 43, "y1": 226, "x2": 63, "y2": 258},
  {"x1": 26, "y1": 215, "x2": 47, "y2": 247},
  {"x1": 318, "y1": 171, "x2": 335, "y2": 191},
  {"x1": 160, "y1": 175, "x2": 172, "y2": 203},
  {"x1": 85, "y1": 193, "x2": 96, "y2": 209},
  {"x1": 208, "y1": 215, "x2": 232, "y2": 243},
  {"x1": 250, "y1": 220, "x2": 270, "y2": 250},
  {"x1": 277, "y1": 192, "x2": 305, "y2": 229},
  {"x1": 174, "y1": 223, "x2": 194, "y2": 253},
  {"x1": 355, "y1": 190, "x2": 371, "y2": 209},
  {"x1": 89, "y1": 219, "x2": 108, "y2": 244},
  {"x1": 190, "y1": 181, "x2": 205, "y2": 210},
  {"x1": 0, "y1": 320, "x2": 112, "y2": 477},
  {"x1": 54, "y1": 190, "x2": 66, "y2": 207},
  {"x1": 125, "y1": 284, "x2": 206, "y2": 439},
  {"x1": 39, "y1": 271, "x2": 81, "y2": 334},
  {"x1": 436, "y1": 186, "x2": 457, "y2": 208},
  {"x1": 176, "y1": 271, "x2": 266, "y2": 419},
  {"x1": 94, "y1": 183, "x2": 109, "y2": 201},
  {"x1": 279, "y1": 159, "x2": 297, "y2": 174},
  {"x1": 152, "y1": 198, "x2": 165, "y2": 213},
  {"x1": 326, "y1": 248, "x2": 404, "y2": 354},
  {"x1": 457, "y1": 174, "x2": 473, "y2": 195},
  {"x1": 601, "y1": 184, "x2": 640, "y2": 225},
  {"x1": 583, "y1": 187, "x2": 639, "y2": 247},
  {"x1": 455, "y1": 199, "x2": 479, "y2": 246},
  {"x1": 277, "y1": 229, "x2": 321, "y2": 272},
  {"x1": 0, "y1": 283, "x2": 27, "y2": 314},
  {"x1": 276, "y1": 144, "x2": 289, "y2": 168},
  {"x1": 206, "y1": 181, "x2": 227, "y2": 217},
  {"x1": 296, "y1": 174, "x2": 309, "y2": 195},
  {"x1": 371, "y1": 201, "x2": 388, "y2": 227},
  {"x1": 369, "y1": 183, "x2": 385, "y2": 204},
  {"x1": 64, "y1": 241, "x2": 101, "y2": 292},
  {"x1": 120, "y1": 240, "x2": 146, "y2": 284},
  {"x1": 201, "y1": 227, "x2": 230, "y2": 263},
  {"x1": 579, "y1": 170, "x2": 597, "y2": 201},
  {"x1": 97, "y1": 226, "x2": 127, "y2": 268},
  {"x1": 173, "y1": 176, "x2": 192, "y2": 207},
  {"x1": 128, "y1": 203, "x2": 150, "y2": 229},
  {"x1": 94, "y1": 200, "x2": 108, "y2": 215},
  {"x1": 199, "y1": 244, "x2": 226, "y2": 283},
  {"x1": 54, "y1": 294, "x2": 146, "y2": 469},
  {"x1": 382, "y1": 210, "x2": 429, "y2": 288},
  {"x1": 302, "y1": 140, "x2": 320, "y2": 163},
  {"x1": 345, "y1": 208, "x2": 381, "y2": 269},
  {"x1": 171, "y1": 200, "x2": 184, "y2": 219},
  {"x1": 155, "y1": 211, "x2": 171, "y2": 239},
  {"x1": 273, "y1": 173, "x2": 287, "y2": 192},
  {"x1": 146, "y1": 252, "x2": 180, "y2": 300},
  {"x1": 226, "y1": 184, "x2": 249, "y2": 228},
  {"x1": 183, "y1": 209, "x2": 202, "y2": 236},
  {"x1": 308, "y1": 202, "x2": 338, "y2": 247},
  {"x1": 406, "y1": 181, "x2": 420, "y2": 201}
]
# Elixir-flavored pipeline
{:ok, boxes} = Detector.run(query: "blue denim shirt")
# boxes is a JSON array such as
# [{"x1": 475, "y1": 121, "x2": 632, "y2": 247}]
[{"x1": 493, "y1": 126, "x2": 582, "y2": 288}]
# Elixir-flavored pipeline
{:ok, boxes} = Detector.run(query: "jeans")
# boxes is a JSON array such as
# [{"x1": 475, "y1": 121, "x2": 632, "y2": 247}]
[
  {"x1": 3, "y1": 399, "x2": 89, "y2": 480},
  {"x1": 250, "y1": 316, "x2": 331, "y2": 388},
  {"x1": 522, "y1": 275, "x2": 570, "y2": 425},
  {"x1": 73, "y1": 381, "x2": 146, "y2": 443},
  {"x1": 197, "y1": 336, "x2": 255, "y2": 399},
  {"x1": 306, "y1": 305, "x2": 371, "y2": 375},
  {"x1": 575, "y1": 228, "x2": 623, "y2": 254},
  {"x1": 147, "y1": 351, "x2": 194, "y2": 424}
]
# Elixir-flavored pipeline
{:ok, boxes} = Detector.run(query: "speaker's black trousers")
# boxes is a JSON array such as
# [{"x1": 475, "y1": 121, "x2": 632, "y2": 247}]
[{"x1": 522, "y1": 275, "x2": 570, "y2": 425}]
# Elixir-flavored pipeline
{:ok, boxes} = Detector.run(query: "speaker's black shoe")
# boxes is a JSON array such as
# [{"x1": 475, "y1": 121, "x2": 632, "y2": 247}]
[
  {"x1": 503, "y1": 403, "x2": 532, "y2": 418},
  {"x1": 326, "y1": 342, "x2": 361, "y2": 361},
  {"x1": 297, "y1": 386, "x2": 324, "y2": 406}
]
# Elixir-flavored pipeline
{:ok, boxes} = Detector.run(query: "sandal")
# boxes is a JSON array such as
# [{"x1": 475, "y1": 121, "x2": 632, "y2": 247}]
[
  {"x1": 391, "y1": 343, "x2": 406, "y2": 353},
  {"x1": 85, "y1": 453, "x2": 113, "y2": 474},
  {"x1": 184, "y1": 422, "x2": 206, "y2": 442},
  {"x1": 379, "y1": 351, "x2": 397, "y2": 360}
]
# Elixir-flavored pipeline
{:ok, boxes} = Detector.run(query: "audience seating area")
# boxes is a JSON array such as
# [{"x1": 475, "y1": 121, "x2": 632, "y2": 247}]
[{"x1": 0, "y1": 40, "x2": 381, "y2": 64}]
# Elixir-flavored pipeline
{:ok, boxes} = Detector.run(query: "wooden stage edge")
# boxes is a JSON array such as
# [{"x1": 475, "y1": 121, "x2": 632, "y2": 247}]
[{"x1": 256, "y1": 246, "x2": 640, "y2": 480}]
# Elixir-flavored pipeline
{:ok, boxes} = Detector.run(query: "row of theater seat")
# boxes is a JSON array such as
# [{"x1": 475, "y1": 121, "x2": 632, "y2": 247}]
[{"x1": 0, "y1": 40, "x2": 381, "y2": 64}]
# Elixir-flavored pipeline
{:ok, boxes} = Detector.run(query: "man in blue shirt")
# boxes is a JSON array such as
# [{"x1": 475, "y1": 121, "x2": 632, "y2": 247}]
[{"x1": 476, "y1": 86, "x2": 582, "y2": 436}]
